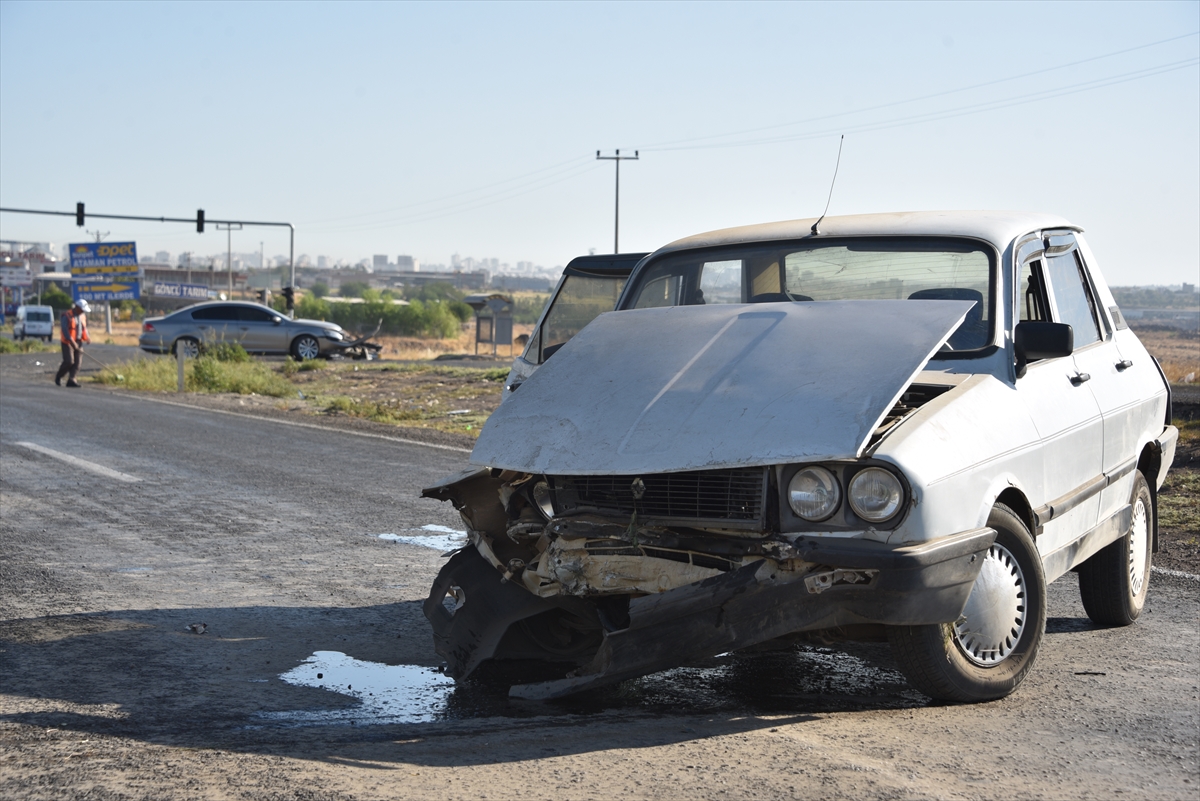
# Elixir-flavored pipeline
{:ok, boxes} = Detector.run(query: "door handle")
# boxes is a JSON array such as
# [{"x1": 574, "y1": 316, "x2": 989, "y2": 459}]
[
  {"x1": 1070, "y1": 372, "x2": 1091, "y2": 386},
  {"x1": 1115, "y1": 359, "x2": 1133, "y2": 371}
]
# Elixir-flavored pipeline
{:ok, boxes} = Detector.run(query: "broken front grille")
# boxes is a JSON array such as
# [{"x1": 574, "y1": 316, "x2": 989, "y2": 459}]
[{"x1": 552, "y1": 468, "x2": 768, "y2": 526}]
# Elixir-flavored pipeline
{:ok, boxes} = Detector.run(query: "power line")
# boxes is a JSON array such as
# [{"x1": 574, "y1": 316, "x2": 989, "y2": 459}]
[{"x1": 641, "y1": 32, "x2": 1200, "y2": 152}]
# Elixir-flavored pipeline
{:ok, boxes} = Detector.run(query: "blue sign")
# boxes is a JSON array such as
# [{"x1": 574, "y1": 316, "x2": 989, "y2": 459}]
[
  {"x1": 69, "y1": 241, "x2": 138, "y2": 268},
  {"x1": 153, "y1": 281, "x2": 209, "y2": 300},
  {"x1": 74, "y1": 279, "x2": 140, "y2": 302}
]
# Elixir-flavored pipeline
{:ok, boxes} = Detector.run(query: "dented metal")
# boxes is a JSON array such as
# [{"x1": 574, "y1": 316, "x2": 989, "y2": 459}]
[{"x1": 418, "y1": 211, "x2": 1175, "y2": 701}]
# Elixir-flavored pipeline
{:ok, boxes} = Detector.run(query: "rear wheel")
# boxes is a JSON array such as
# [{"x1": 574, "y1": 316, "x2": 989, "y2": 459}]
[
  {"x1": 1078, "y1": 470, "x2": 1153, "y2": 626},
  {"x1": 291, "y1": 335, "x2": 320, "y2": 361},
  {"x1": 889, "y1": 503, "x2": 1047, "y2": 702},
  {"x1": 174, "y1": 337, "x2": 200, "y2": 359}
]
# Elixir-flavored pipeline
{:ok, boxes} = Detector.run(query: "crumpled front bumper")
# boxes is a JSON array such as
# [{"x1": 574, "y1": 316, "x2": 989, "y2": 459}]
[{"x1": 424, "y1": 526, "x2": 996, "y2": 699}]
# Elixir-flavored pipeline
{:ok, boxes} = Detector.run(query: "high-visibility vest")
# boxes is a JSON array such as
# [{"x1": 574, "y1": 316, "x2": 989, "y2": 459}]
[{"x1": 60, "y1": 311, "x2": 89, "y2": 345}]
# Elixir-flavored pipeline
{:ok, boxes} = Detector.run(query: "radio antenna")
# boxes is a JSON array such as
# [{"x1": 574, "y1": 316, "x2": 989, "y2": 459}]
[{"x1": 810, "y1": 135, "x2": 844, "y2": 236}]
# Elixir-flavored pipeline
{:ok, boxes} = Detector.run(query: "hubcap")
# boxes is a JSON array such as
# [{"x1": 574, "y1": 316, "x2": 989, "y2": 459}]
[
  {"x1": 297, "y1": 338, "x2": 319, "y2": 360},
  {"x1": 180, "y1": 340, "x2": 199, "y2": 358},
  {"x1": 953, "y1": 543, "x2": 1027, "y2": 667},
  {"x1": 1128, "y1": 497, "x2": 1149, "y2": 597}
]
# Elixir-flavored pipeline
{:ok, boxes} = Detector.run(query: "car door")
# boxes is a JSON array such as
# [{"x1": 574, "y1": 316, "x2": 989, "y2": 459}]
[
  {"x1": 190, "y1": 305, "x2": 240, "y2": 344},
  {"x1": 1015, "y1": 240, "x2": 1104, "y2": 563},
  {"x1": 1059, "y1": 236, "x2": 1162, "y2": 519},
  {"x1": 237, "y1": 305, "x2": 286, "y2": 353}
]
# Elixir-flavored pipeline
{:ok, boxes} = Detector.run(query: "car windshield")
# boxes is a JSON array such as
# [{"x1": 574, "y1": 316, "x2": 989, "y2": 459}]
[
  {"x1": 623, "y1": 237, "x2": 994, "y2": 351},
  {"x1": 533, "y1": 272, "x2": 628, "y2": 362}
]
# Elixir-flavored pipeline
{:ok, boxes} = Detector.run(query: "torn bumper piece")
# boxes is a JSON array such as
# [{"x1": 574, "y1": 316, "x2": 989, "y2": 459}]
[{"x1": 424, "y1": 525, "x2": 996, "y2": 699}]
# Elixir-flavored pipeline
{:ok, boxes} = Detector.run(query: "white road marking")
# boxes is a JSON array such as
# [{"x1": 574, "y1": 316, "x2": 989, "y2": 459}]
[
  {"x1": 15, "y1": 442, "x2": 141, "y2": 483},
  {"x1": 1152, "y1": 566, "x2": 1200, "y2": 582},
  {"x1": 130, "y1": 394, "x2": 474, "y2": 454}
]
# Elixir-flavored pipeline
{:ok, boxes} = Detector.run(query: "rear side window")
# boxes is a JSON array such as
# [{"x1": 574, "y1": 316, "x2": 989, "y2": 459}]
[{"x1": 191, "y1": 306, "x2": 238, "y2": 321}]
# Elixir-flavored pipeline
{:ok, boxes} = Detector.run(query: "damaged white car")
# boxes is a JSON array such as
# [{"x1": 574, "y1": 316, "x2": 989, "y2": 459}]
[{"x1": 422, "y1": 211, "x2": 1177, "y2": 703}]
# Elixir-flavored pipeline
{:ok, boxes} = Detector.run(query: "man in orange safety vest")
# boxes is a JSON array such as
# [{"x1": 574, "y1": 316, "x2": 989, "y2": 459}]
[{"x1": 55, "y1": 298, "x2": 91, "y2": 387}]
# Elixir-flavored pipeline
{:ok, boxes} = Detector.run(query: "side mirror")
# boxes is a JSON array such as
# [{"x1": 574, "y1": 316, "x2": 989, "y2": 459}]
[
  {"x1": 1014, "y1": 321, "x2": 1073, "y2": 378},
  {"x1": 272, "y1": 316, "x2": 283, "y2": 325}
]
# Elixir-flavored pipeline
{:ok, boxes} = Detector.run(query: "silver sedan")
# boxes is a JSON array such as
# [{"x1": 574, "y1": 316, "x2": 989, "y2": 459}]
[{"x1": 139, "y1": 301, "x2": 351, "y2": 359}]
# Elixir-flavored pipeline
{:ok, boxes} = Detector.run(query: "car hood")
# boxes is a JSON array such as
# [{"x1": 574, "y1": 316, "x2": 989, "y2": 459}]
[
  {"x1": 470, "y1": 299, "x2": 973, "y2": 475},
  {"x1": 293, "y1": 318, "x2": 343, "y2": 332}
]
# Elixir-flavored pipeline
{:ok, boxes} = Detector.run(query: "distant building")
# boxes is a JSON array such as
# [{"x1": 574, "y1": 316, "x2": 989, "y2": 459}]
[
  {"x1": 1184, "y1": 283, "x2": 1196, "y2": 294},
  {"x1": 373, "y1": 254, "x2": 390, "y2": 271},
  {"x1": 155, "y1": 251, "x2": 171, "y2": 264},
  {"x1": 396, "y1": 255, "x2": 417, "y2": 272},
  {"x1": 317, "y1": 255, "x2": 329, "y2": 269}
]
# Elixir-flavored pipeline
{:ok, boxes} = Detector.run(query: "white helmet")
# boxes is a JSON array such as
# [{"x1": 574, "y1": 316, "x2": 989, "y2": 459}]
[{"x1": 74, "y1": 299, "x2": 91, "y2": 313}]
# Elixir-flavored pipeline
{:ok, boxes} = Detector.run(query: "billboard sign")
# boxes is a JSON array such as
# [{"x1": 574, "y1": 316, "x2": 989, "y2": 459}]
[
  {"x1": 153, "y1": 281, "x2": 210, "y2": 300},
  {"x1": 73, "y1": 280, "x2": 140, "y2": 302},
  {"x1": 1, "y1": 261, "x2": 33, "y2": 288},
  {"x1": 69, "y1": 241, "x2": 139, "y2": 269}
]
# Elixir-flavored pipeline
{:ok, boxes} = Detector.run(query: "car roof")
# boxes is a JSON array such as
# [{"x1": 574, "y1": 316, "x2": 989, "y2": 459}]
[
  {"x1": 564, "y1": 253, "x2": 649, "y2": 277},
  {"x1": 651, "y1": 210, "x2": 1081, "y2": 258}
]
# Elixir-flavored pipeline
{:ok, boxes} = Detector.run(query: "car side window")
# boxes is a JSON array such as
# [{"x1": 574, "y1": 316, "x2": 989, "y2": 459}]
[
  {"x1": 192, "y1": 306, "x2": 237, "y2": 321},
  {"x1": 1044, "y1": 252, "x2": 1102, "y2": 348},
  {"x1": 239, "y1": 307, "x2": 275, "y2": 323}
]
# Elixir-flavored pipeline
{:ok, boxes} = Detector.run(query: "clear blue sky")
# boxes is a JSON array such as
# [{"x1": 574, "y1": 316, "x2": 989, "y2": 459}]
[{"x1": 1, "y1": 0, "x2": 1197, "y2": 284}]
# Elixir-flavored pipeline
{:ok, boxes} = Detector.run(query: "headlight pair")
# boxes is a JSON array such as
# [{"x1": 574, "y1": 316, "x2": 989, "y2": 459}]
[{"x1": 787, "y1": 466, "x2": 904, "y2": 524}]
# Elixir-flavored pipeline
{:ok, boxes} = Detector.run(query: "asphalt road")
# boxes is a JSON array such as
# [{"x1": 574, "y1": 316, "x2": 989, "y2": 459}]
[{"x1": 1, "y1": 366, "x2": 1197, "y2": 800}]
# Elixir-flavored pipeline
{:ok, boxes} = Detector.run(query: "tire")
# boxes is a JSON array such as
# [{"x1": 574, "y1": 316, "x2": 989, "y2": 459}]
[
  {"x1": 888, "y1": 503, "x2": 1047, "y2": 702},
  {"x1": 174, "y1": 337, "x2": 200, "y2": 359},
  {"x1": 291, "y1": 334, "x2": 320, "y2": 361},
  {"x1": 1078, "y1": 470, "x2": 1153, "y2": 626}
]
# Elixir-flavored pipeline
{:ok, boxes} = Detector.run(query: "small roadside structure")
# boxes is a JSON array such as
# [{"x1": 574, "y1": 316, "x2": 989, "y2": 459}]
[{"x1": 464, "y1": 293, "x2": 514, "y2": 356}]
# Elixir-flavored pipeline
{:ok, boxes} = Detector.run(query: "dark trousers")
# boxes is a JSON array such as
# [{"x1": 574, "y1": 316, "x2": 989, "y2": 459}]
[{"x1": 56, "y1": 342, "x2": 82, "y2": 384}]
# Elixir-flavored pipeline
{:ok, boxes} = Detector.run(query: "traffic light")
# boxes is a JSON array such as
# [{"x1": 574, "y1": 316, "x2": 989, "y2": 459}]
[
  {"x1": 196, "y1": 209, "x2": 205, "y2": 233},
  {"x1": 257, "y1": 289, "x2": 268, "y2": 304},
  {"x1": 75, "y1": 202, "x2": 84, "y2": 227},
  {"x1": 281, "y1": 286, "x2": 295, "y2": 313}
]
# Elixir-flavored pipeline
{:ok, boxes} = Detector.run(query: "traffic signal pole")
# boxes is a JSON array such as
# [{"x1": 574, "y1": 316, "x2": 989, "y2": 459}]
[{"x1": 0, "y1": 204, "x2": 295, "y2": 290}]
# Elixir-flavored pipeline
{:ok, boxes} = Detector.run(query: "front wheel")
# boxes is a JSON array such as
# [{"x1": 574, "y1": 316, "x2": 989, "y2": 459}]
[
  {"x1": 888, "y1": 503, "x2": 1047, "y2": 702},
  {"x1": 291, "y1": 335, "x2": 320, "y2": 361},
  {"x1": 1078, "y1": 470, "x2": 1153, "y2": 626}
]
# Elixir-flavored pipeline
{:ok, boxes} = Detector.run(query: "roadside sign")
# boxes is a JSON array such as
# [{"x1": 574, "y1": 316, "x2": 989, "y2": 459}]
[
  {"x1": 73, "y1": 264, "x2": 140, "y2": 276},
  {"x1": 1, "y1": 261, "x2": 33, "y2": 288},
  {"x1": 69, "y1": 242, "x2": 138, "y2": 269},
  {"x1": 74, "y1": 280, "x2": 140, "y2": 302},
  {"x1": 153, "y1": 281, "x2": 209, "y2": 300}
]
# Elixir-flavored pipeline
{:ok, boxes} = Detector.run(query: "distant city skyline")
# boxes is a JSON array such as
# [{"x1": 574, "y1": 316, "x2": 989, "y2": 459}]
[{"x1": 1, "y1": 2, "x2": 1196, "y2": 285}]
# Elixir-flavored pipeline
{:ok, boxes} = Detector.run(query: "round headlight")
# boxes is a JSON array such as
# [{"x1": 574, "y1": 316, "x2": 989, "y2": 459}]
[
  {"x1": 532, "y1": 481, "x2": 555, "y2": 519},
  {"x1": 788, "y1": 466, "x2": 841, "y2": 521},
  {"x1": 848, "y1": 468, "x2": 903, "y2": 523}
]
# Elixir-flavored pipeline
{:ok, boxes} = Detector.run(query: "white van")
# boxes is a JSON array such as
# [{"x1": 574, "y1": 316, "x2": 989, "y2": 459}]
[{"x1": 14, "y1": 305, "x2": 55, "y2": 342}]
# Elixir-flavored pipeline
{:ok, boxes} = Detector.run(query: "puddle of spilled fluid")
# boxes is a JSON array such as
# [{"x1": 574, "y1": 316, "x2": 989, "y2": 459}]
[
  {"x1": 374, "y1": 524, "x2": 467, "y2": 553},
  {"x1": 257, "y1": 652, "x2": 455, "y2": 726},
  {"x1": 254, "y1": 643, "x2": 920, "y2": 729}
]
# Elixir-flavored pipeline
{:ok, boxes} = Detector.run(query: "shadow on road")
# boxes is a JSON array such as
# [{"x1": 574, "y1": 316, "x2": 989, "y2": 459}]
[{"x1": 0, "y1": 600, "x2": 941, "y2": 765}]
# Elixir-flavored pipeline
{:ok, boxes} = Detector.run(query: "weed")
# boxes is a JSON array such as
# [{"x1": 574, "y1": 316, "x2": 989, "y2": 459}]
[
  {"x1": 94, "y1": 354, "x2": 293, "y2": 397},
  {"x1": 0, "y1": 338, "x2": 56, "y2": 354},
  {"x1": 323, "y1": 395, "x2": 424, "y2": 424}
]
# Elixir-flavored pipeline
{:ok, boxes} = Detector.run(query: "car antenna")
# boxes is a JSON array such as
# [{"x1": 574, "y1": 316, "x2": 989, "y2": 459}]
[{"x1": 810, "y1": 134, "x2": 845, "y2": 236}]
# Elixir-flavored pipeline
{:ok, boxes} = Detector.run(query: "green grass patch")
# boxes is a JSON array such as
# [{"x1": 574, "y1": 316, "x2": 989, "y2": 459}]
[
  {"x1": 95, "y1": 354, "x2": 295, "y2": 397},
  {"x1": 1159, "y1": 468, "x2": 1199, "y2": 534},
  {"x1": 0, "y1": 337, "x2": 56, "y2": 354},
  {"x1": 372, "y1": 363, "x2": 507, "y2": 381},
  {"x1": 323, "y1": 395, "x2": 424, "y2": 424},
  {"x1": 281, "y1": 356, "x2": 328, "y2": 376}
]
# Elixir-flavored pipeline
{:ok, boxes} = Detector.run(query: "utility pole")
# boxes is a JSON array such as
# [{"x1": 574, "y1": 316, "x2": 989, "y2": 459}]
[
  {"x1": 216, "y1": 223, "x2": 242, "y2": 300},
  {"x1": 87, "y1": 230, "x2": 110, "y2": 243},
  {"x1": 596, "y1": 149, "x2": 639, "y2": 254}
]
